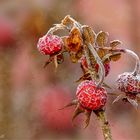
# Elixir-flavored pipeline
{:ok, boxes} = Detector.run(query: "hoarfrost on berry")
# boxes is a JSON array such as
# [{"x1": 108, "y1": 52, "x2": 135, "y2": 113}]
[
  {"x1": 76, "y1": 80, "x2": 107, "y2": 110},
  {"x1": 37, "y1": 34, "x2": 63, "y2": 55},
  {"x1": 117, "y1": 72, "x2": 140, "y2": 94}
]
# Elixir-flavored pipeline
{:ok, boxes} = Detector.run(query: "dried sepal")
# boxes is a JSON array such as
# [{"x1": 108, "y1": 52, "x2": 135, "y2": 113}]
[
  {"x1": 112, "y1": 94, "x2": 125, "y2": 104},
  {"x1": 76, "y1": 72, "x2": 91, "y2": 83},
  {"x1": 43, "y1": 53, "x2": 64, "y2": 68},
  {"x1": 84, "y1": 110, "x2": 92, "y2": 128},
  {"x1": 66, "y1": 27, "x2": 83, "y2": 52},
  {"x1": 82, "y1": 25, "x2": 96, "y2": 44},
  {"x1": 113, "y1": 94, "x2": 138, "y2": 109},
  {"x1": 127, "y1": 98, "x2": 138, "y2": 110},
  {"x1": 43, "y1": 56, "x2": 54, "y2": 68},
  {"x1": 72, "y1": 104, "x2": 84, "y2": 122},
  {"x1": 96, "y1": 31, "x2": 109, "y2": 47},
  {"x1": 110, "y1": 40, "x2": 122, "y2": 48},
  {"x1": 57, "y1": 54, "x2": 64, "y2": 64},
  {"x1": 59, "y1": 99, "x2": 78, "y2": 110}
]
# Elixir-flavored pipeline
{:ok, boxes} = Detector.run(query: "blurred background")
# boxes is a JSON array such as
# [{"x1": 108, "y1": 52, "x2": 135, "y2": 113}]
[{"x1": 0, "y1": 0, "x2": 140, "y2": 139}]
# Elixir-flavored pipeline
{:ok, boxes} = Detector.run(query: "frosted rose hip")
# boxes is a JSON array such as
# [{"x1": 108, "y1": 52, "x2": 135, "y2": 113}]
[
  {"x1": 37, "y1": 34, "x2": 63, "y2": 55},
  {"x1": 117, "y1": 72, "x2": 140, "y2": 93},
  {"x1": 76, "y1": 80, "x2": 107, "y2": 110}
]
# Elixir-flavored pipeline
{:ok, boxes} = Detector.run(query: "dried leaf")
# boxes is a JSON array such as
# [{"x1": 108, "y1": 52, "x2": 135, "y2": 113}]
[
  {"x1": 110, "y1": 52, "x2": 121, "y2": 61},
  {"x1": 66, "y1": 27, "x2": 83, "y2": 52},
  {"x1": 97, "y1": 49, "x2": 106, "y2": 59},
  {"x1": 69, "y1": 49, "x2": 83, "y2": 63},
  {"x1": 110, "y1": 40, "x2": 122, "y2": 48},
  {"x1": 96, "y1": 31, "x2": 109, "y2": 47},
  {"x1": 82, "y1": 25, "x2": 96, "y2": 44},
  {"x1": 61, "y1": 15, "x2": 74, "y2": 29}
]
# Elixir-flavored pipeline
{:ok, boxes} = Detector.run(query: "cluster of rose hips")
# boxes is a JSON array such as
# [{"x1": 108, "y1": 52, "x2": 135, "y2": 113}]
[{"x1": 37, "y1": 15, "x2": 140, "y2": 128}]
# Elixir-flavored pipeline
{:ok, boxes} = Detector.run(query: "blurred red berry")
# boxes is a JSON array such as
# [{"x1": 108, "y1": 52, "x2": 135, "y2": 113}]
[
  {"x1": 37, "y1": 88, "x2": 74, "y2": 132},
  {"x1": 0, "y1": 19, "x2": 14, "y2": 46},
  {"x1": 117, "y1": 72, "x2": 140, "y2": 94},
  {"x1": 81, "y1": 56, "x2": 110, "y2": 76},
  {"x1": 37, "y1": 34, "x2": 63, "y2": 55},
  {"x1": 76, "y1": 80, "x2": 107, "y2": 110}
]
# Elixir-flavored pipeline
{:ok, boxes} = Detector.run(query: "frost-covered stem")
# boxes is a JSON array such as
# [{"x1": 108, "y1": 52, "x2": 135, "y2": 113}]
[
  {"x1": 124, "y1": 49, "x2": 140, "y2": 75},
  {"x1": 47, "y1": 24, "x2": 67, "y2": 35},
  {"x1": 98, "y1": 47, "x2": 140, "y2": 75},
  {"x1": 94, "y1": 110, "x2": 113, "y2": 140},
  {"x1": 88, "y1": 43, "x2": 105, "y2": 87},
  {"x1": 83, "y1": 45, "x2": 95, "y2": 81}
]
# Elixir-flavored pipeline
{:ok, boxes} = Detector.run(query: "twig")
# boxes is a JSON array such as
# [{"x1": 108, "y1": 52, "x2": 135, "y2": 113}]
[
  {"x1": 94, "y1": 110, "x2": 113, "y2": 140},
  {"x1": 124, "y1": 49, "x2": 140, "y2": 75},
  {"x1": 47, "y1": 24, "x2": 67, "y2": 35},
  {"x1": 88, "y1": 43, "x2": 105, "y2": 87},
  {"x1": 84, "y1": 44, "x2": 113, "y2": 140},
  {"x1": 83, "y1": 45, "x2": 95, "y2": 81},
  {"x1": 97, "y1": 47, "x2": 140, "y2": 75}
]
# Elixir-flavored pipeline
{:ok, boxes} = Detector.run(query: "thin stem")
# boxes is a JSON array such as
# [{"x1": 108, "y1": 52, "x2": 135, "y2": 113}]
[
  {"x1": 124, "y1": 49, "x2": 140, "y2": 75},
  {"x1": 47, "y1": 24, "x2": 67, "y2": 35},
  {"x1": 83, "y1": 45, "x2": 95, "y2": 81},
  {"x1": 94, "y1": 110, "x2": 113, "y2": 140},
  {"x1": 88, "y1": 43, "x2": 105, "y2": 87},
  {"x1": 100, "y1": 47, "x2": 140, "y2": 76}
]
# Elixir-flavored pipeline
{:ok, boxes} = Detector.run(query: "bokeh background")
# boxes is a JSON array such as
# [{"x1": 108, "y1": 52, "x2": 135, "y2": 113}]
[{"x1": 0, "y1": 0, "x2": 140, "y2": 140}]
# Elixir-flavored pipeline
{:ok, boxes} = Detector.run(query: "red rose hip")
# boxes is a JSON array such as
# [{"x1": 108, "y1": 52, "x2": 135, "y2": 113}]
[
  {"x1": 37, "y1": 34, "x2": 63, "y2": 55},
  {"x1": 76, "y1": 80, "x2": 107, "y2": 110},
  {"x1": 117, "y1": 72, "x2": 140, "y2": 94}
]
